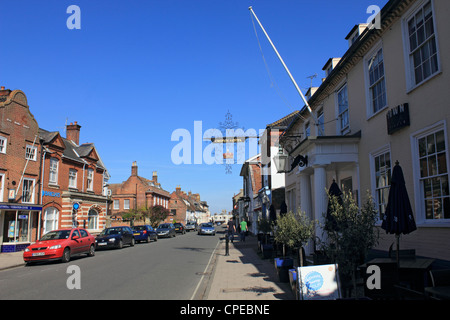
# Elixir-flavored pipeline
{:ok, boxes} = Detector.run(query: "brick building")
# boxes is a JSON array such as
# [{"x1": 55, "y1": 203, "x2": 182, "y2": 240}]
[
  {"x1": 0, "y1": 87, "x2": 111, "y2": 252},
  {"x1": 0, "y1": 88, "x2": 42, "y2": 252},
  {"x1": 39, "y1": 122, "x2": 110, "y2": 236},
  {"x1": 109, "y1": 162, "x2": 171, "y2": 225},
  {"x1": 168, "y1": 186, "x2": 210, "y2": 224}
]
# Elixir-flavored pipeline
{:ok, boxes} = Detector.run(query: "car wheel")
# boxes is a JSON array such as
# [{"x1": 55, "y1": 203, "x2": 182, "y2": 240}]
[
  {"x1": 61, "y1": 248, "x2": 71, "y2": 263},
  {"x1": 118, "y1": 239, "x2": 123, "y2": 249},
  {"x1": 87, "y1": 244, "x2": 95, "y2": 257},
  {"x1": 130, "y1": 238, "x2": 135, "y2": 246}
]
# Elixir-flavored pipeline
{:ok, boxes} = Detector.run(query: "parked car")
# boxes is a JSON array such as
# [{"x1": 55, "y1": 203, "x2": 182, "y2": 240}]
[
  {"x1": 174, "y1": 223, "x2": 186, "y2": 234},
  {"x1": 132, "y1": 225, "x2": 158, "y2": 243},
  {"x1": 185, "y1": 222, "x2": 197, "y2": 232},
  {"x1": 198, "y1": 222, "x2": 216, "y2": 236},
  {"x1": 23, "y1": 228, "x2": 95, "y2": 265},
  {"x1": 95, "y1": 226, "x2": 135, "y2": 249},
  {"x1": 156, "y1": 223, "x2": 176, "y2": 238}
]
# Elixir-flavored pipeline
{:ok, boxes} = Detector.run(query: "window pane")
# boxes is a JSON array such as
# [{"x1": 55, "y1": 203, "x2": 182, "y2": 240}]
[
  {"x1": 428, "y1": 155, "x2": 438, "y2": 176},
  {"x1": 438, "y1": 152, "x2": 447, "y2": 174},
  {"x1": 424, "y1": 178, "x2": 432, "y2": 198},
  {"x1": 427, "y1": 134, "x2": 436, "y2": 153},
  {"x1": 425, "y1": 199, "x2": 433, "y2": 219},
  {"x1": 420, "y1": 157, "x2": 428, "y2": 177}
]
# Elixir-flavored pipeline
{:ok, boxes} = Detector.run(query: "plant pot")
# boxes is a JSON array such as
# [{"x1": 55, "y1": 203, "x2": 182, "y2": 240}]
[
  {"x1": 261, "y1": 244, "x2": 273, "y2": 259},
  {"x1": 289, "y1": 269, "x2": 298, "y2": 299},
  {"x1": 275, "y1": 258, "x2": 294, "y2": 283}
]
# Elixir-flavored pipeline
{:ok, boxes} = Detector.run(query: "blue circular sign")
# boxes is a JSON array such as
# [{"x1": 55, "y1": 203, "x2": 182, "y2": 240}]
[
  {"x1": 304, "y1": 271, "x2": 324, "y2": 291},
  {"x1": 73, "y1": 202, "x2": 80, "y2": 210}
]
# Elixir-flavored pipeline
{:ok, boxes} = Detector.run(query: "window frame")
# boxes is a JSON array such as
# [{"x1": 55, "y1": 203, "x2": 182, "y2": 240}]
[
  {"x1": 0, "y1": 136, "x2": 7, "y2": 154},
  {"x1": 364, "y1": 42, "x2": 388, "y2": 118},
  {"x1": 43, "y1": 207, "x2": 59, "y2": 234},
  {"x1": 69, "y1": 169, "x2": 77, "y2": 189},
  {"x1": 113, "y1": 199, "x2": 119, "y2": 210},
  {"x1": 86, "y1": 168, "x2": 94, "y2": 191},
  {"x1": 336, "y1": 83, "x2": 350, "y2": 135},
  {"x1": 370, "y1": 145, "x2": 392, "y2": 222},
  {"x1": 411, "y1": 120, "x2": 450, "y2": 225},
  {"x1": 402, "y1": 0, "x2": 441, "y2": 92},
  {"x1": 124, "y1": 199, "x2": 130, "y2": 210},
  {"x1": 25, "y1": 145, "x2": 37, "y2": 161},
  {"x1": 49, "y1": 158, "x2": 59, "y2": 185},
  {"x1": 22, "y1": 178, "x2": 35, "y2": 203}
]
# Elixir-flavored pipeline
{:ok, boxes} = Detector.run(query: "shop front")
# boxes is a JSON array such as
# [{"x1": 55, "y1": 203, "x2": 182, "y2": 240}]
[{"x1": 0, "y1": 204, "x2": 42, "y2": 252}]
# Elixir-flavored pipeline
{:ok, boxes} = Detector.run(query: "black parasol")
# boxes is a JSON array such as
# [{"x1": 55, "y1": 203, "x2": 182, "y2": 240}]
[
  {"x1": 381, "y1": 161, "x2": 417, "y2": 265},
  {"x1": 325, "y1": 179, "x2": 343, "y2": 231},
  {"x1": 280, "y1": 201, "x2": 287, "y2": 217}
]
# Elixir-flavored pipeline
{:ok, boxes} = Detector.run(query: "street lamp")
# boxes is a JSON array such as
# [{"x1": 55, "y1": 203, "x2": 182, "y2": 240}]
[
  {"x1": 273, "y1": 145, "x2": 289, "y2": 173},
  {"x1": 273, "y1": 145, "x2": 308, "y2": 173}
]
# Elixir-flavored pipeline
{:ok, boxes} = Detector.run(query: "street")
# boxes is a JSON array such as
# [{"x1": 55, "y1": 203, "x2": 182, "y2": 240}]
[{"x1": 0, "y1": 230, "x2": 220, "y2": 299}]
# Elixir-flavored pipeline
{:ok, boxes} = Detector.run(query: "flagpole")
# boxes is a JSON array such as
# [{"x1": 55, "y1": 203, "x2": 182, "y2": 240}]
[{"x1": 249, "y1": 6, "x2": 322, "y2": 133}]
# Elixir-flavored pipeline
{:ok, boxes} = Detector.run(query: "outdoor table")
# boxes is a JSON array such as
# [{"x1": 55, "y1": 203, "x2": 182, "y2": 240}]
[
  {"x1": 425, "y1": 286, "x2": 450, "y2": 300},
  {"x1": 362, "y1": 257, "x2": 435, "y2": 291}
]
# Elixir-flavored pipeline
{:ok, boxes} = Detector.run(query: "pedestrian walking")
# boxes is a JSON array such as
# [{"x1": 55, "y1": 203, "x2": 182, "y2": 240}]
[
  {"x1": 227, "y1": 217, "x2": 236, "y2": 243},
  {"x1": 240, "y1": 219, "x2": 248, "y2": 242}
]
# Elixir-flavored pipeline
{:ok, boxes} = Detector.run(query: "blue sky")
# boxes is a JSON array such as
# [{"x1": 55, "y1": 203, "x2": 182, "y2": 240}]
[{"x1": 0, "y1": 0, "x2": 388, "y2": 215}]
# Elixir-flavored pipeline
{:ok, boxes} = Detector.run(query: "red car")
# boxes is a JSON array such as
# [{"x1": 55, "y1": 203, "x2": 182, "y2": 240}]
[{"x1": 23, "y1": 228, "x2": 95, "y2": 265}]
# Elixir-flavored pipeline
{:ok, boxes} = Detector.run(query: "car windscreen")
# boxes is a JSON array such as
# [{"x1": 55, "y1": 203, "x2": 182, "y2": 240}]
[
  {"x1": 100, "y1": 228, "x2": 122, "y2": 235},
  {"x1": 158, "y1": 224, "x2": 170, "y2": 229},
  {"x1": 202, "y1": 223, "x2": 213, "y2": 228},
  {"x1": 41, "y1": 230, "x2": 71, "y2": 240}
]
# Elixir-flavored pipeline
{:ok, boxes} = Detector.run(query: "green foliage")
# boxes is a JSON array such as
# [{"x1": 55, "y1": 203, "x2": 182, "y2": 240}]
[
  {"x1": 322, "y1": 191, "x2": 380, "y2": 295},
  {"x1": 274, "y1": 211, "x2": 315, "y2": 252},
  {"x1": 257, "y1": 217, "x2": 272, "y2": 234},
  {"x1": 148, "y1": 205, "x2": 169, "y2": 228}
]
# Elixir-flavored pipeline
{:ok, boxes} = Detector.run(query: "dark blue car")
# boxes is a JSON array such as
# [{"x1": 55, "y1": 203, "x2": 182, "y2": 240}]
[
  {"x1": 132, "y1": 225, "x2": 158, "y2": 243},
  {"x1": 95, "y1": 226, "x2": 135, "y2": 249}
]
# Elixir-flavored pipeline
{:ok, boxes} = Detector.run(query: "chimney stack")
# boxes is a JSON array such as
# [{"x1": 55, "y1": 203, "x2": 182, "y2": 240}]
[
  {"x1": 131, "y1": 161, "x2": 138, "y2": 176},
  {"x1": 152, "y1": 171, "x2": 158, "y2": 183},
  {"x1": 66, "y1": 121, "x2": 81, "y2": 145},
  {"x1": 175, "y1": 185, "x2": 181, "y2": 194}
]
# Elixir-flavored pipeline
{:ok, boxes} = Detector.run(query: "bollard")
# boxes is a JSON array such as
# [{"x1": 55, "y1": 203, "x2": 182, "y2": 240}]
[{"x1": 225, "y1": 233, "x2": 230, "y2": 256}]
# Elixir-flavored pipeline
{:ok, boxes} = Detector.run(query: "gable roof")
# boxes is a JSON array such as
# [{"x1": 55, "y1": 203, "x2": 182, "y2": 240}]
[{"x1": 39, "y1": 128, "x2": 107, "y2": 170}]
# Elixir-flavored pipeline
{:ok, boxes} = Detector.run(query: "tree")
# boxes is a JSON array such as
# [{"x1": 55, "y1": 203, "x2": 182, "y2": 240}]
[
  {"x1": 322, "y1": 191, "x2": 379, "y2": 297},
  {"x1": 148, "y1": 205, "x2": 169, "y2": 228},
  {"x1": 274, "y1": 210, "x2": 315, "y2": 266}
]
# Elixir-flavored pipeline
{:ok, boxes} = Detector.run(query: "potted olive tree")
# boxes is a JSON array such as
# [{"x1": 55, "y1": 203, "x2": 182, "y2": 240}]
[
  {"x1": 322, "y1": 191, "x2": 379, "y2": 298},
  {"x1": 274, "y1": 211, "x2": 315, "y2": 282},
  {"x1": 257, "y1": 217, "x2": 273, "y2": 257}
]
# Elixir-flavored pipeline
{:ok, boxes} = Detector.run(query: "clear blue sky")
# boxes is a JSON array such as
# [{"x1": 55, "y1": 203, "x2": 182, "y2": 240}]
[{"x1": 0, "y1": 0, "x2": 388, "y2": 215}]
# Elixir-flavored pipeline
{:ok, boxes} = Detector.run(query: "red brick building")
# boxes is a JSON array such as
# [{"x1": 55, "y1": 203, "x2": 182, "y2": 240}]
[
  {"x1": 39, "y1": 122, "x2": 110, "y2": 235},
  {"x1": 0, "y1": 88, "x2": 42, "y2": 252},
  {"x1": 0, "y1": 87, "x2": 111, "y2": 252},
  {"x1": 109, "y1": 162, "x2": 170, "y2": 225},
  {"x1": 168, "y1": 186, "x2": 210, "y2": 224}
]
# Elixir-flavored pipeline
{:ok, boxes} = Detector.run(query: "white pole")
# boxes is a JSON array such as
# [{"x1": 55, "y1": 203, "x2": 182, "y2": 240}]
[{"x1": 249, "y1": 7, "x2": 322, "y2": 133}]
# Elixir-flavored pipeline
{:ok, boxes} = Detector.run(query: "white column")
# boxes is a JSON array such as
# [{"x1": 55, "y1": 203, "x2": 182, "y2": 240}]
[
  {"x1": 299, "y1": 172, "x2": 312, "y2": 217},
  {"x1": 313, "y1": 165, "x2": 328, "y2": 247},
  {"x1": 299, "y1": 172, "x2": 314, "y2": 255}
]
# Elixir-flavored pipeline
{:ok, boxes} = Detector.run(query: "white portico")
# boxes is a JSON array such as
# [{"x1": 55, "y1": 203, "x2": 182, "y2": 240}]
[{"x1": 284, "y1": 132, "x2": 361, "y2": 255}]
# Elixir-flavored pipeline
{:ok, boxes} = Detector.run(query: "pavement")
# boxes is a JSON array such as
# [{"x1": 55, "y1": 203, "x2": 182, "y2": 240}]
[
  {"x1": 0, "y1": 251, "x2": 25, "y2": 270},
  {"x1": 0, "y1": 233, "x2": 295, "y2": 300},
  {"x1": 202, "y1": 233, "x2": 295, "y2": 300}
]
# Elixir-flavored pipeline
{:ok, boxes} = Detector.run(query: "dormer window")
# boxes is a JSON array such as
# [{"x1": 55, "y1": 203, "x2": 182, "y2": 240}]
[{"x1": 345, "y1": 24, "x2": 368, "y2": 48}]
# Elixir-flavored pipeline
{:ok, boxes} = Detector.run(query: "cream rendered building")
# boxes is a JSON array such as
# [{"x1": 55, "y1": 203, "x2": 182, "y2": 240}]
[{"x1": 280, "y1": 0, "x2": 450, "y2": 260}]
